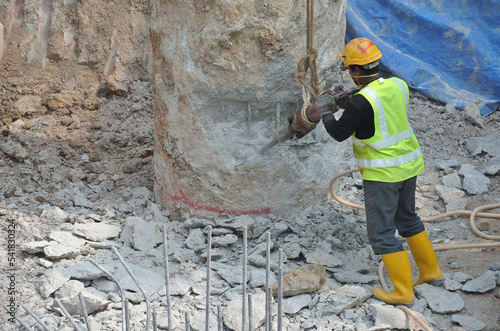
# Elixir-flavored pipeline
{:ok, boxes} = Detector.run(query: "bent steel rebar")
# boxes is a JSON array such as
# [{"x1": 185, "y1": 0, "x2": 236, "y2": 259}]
[
  {"x1": 205, "y1": 225, "x2": 212, "y2": 331},
  {"x1": 3, "y1": 304, "x2": 33, "y2": 331},
  {"x1": 161, "y1": 224, "x2": 173, "y2": 331},
  {"x1": 54, "y1": 298, "x2": 82, "y2": 331},
  {"x1": 112, "y1": 246, "x2": 151, "y2": 331},
  {"x1": 78, "y1": 292, "x2": 92, "y2": 331},
  {"x1": 22, "y1": 304, "x2": 51, "y2": 331},
  {"x1": 89, "y1": 260, "x2": 128, "y2": 331}
]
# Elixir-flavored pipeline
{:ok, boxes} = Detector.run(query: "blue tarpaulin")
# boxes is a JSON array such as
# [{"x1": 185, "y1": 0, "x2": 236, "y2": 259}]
[{"x1": 346, "y1": 0, "x2": 500, "y2": 116}]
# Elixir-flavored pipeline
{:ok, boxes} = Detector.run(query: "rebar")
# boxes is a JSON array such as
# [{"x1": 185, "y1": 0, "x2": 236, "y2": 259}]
[
  {"x1": 247, "y1": 103, "x2": 252, "y2": 134},
  {"x1": 267, "y1": 287, "x2": 272, "y2": 331},
  {"x1": 54, "y1": 298, "x2": 81, "y2": 331},
  {"x1": 22, "y1": 304, "x2": 51, "y2": 331},
  {"x1": 242, "y1": 226, "x2": 248, "y2": 331},
  {"x1": 185, "y1": 311, "x2": 190, "y2": 331},
  {"x1": 265, "y1": 232, "x2": 271, "y2": 331},
  {"x1": 3, "y1": 304, "x2": 33, "y2": 330},
  {"x1": 248, "y1": 293, "x2": 253, "y2": 331},
  {"x1": 277, "y1": 249, "x2": 283, "y2": 331},
  {"x1": 112, "y1": 246, "x2": 151, "y2": 331},
  {"x1": 276, "y1": 102, "x2": 281, "y2": 133},
  {"x1": 153, "y1": 310, "x2": 157, "y2": 331},
  {"x1": 78, "y1": 292, "x2": 92, "y2": 331},
  {"x1": 162, "y1": 224, "x2": 173, "y2": 331},
  {"x1": 217, "y1": 303, "x2": 222, "y2": 331},
  {"x1": 205, "y1": 225, "x2": 212, "y2": 331},
  {"x1": 89, "y1": 260, "x2": 128, "y2": 331}
]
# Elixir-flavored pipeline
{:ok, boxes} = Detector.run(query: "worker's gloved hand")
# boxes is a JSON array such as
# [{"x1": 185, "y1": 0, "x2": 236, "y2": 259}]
[
  {"x1": 335, "y1": 97, "x2": 348, "y2": 110},
  {"x1": 315, "y1": 94, "x2": 338, "y2": 113}
]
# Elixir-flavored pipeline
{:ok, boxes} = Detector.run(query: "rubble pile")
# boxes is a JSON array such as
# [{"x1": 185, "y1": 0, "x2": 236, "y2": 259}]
[{"x1": 1, "y1": 82, "x2": 499, "y2": 330}]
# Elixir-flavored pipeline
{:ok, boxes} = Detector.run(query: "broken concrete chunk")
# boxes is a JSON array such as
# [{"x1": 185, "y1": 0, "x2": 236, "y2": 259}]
[
  {"x1": 441, "y1": 173, "x2": 462, "y2": 189},
  {"x1": 73, "y1": 223, "x2": 121, "y2": 241},
  {"x1": 93, "y1": 278, "x2": 120, "y2": 293},
  {"x1": 435, "y1": 159, "x2": 460, "y2": 170},
  {"x1": 224, "y1": 293, "x2": 266, "y2": 331},
  {"x1": 20, "y1": 240, "x2": 53, "y2": 254},
  {"x1": 0, "y1": 141, "x2": 29, "y2": 162},
  {"x1": 282, "y1": 293, "x2": 312, "y2": 314},
  {"x1": 64, "y1": 261, "x2": 106, "y2": 280},
  {"x1": 129, "y1": 218, "x2": 162, "y2": 251},
  {"x1": 55, "y1": 279, "x2": 85, "y2": 299},
  {"x1": 36, "y1": 266, "x2": 71, "y2": 298},
  {"x1": 370, "y1": 302, "x2": 428, "y2": 330},
  {"x1": 332, "y1": 271, "x2": 379, "y2": 284},
  {"x1": 451, "y1": 314, "x2": 486, "y2": 331},
  {"x1": 212, "y1": 233, "x2": 238, "y2": 247},
  {"x1": 464, "y1": 104, "x2": 485, "y2": 129},
  {"x1": 414, "y1": 283, "x2": 464, "y2": 314},
  {"x1": 184, "y1": 228, "x2": 206, "y2": 251},
  {"x1": 315, "y1": 285, "x2": 372, "y2": 316},
  {"x1": 53, "y1": 287, "x2": 110, "y2": 315},
  {"x1": 268, "y1": 263, "x2": 326, "y2": 297},
  {"x1": 43, "y1": 243, "x2": 81, "y2": 260},
  {"x1": 48, "y1": 230, "x2": 87, "y2": 247},
  {"x1": 464, "y1": 137, "x2": 484, "y2": 156},
  {"x1": 482, "y1": 134, "x2": 500, "y2": 156},
  {"x1": 462, "y1": 270, "x2": 497, "y2": 293},
  {"x1": 111, "y1": 262, "x2": 165, "y2": 296}
]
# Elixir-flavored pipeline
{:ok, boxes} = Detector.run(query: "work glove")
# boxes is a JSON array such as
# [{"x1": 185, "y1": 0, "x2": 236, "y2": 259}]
[{"x1": 315, "y1": 94, "x2": 337, "y2": 114}]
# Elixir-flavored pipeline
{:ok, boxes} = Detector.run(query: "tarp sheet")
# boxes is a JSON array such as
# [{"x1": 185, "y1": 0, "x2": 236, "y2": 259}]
[{"x1": 346, "y1": 0, "x2": 500, "y2": 116}]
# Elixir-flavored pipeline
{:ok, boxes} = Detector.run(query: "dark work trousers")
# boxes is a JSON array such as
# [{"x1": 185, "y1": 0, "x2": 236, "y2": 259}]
[{"x1": 363, "y1": 175, "x2": 425, "y2": 255}]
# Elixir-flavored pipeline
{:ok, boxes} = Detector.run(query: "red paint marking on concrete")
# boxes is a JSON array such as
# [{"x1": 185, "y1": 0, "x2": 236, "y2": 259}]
[
  {"x1": 154, "y1": 174, "x2": 272, "y2": 216},
  {"x1": 357, "y1": 40, "x2": 375, "y2": 54}
]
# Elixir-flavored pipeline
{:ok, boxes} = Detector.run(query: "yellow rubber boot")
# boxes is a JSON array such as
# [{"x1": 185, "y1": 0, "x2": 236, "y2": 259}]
[
  {"x1": 372, "y1": 251, "x2": 415, "y2": 305},
  {"x1": 407, "y1": 231, "x2": 443, "y2": 286}
]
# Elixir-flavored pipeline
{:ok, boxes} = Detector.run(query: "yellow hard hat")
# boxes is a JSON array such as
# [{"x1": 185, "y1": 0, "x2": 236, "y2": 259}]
[{"x1": 339, "y1": 38, "x2": 382, "y2": 70}]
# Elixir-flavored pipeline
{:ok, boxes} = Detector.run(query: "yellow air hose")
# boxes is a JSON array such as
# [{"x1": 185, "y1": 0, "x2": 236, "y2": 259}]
[{"x1": 329, "y1": 168, "x2": 500, "y2": 330}]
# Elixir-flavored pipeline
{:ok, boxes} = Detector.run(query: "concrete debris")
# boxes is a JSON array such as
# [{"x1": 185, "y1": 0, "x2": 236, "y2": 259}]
[
  {"x1": 53, "y1": 287, "x2": 111, "y2": 316},
  {"x1": 435, "y1": 159, "x2": 460, "y2": 170},
  {"x1": 465, "y1": 134, "x2": 500, "y2": 157},
  {"x1": 464, "y1": 104, "x2": 486, "y2": 129},
  {"x1": 451, "y1": 314, "x2": 487, "y2": 331},
  {"x1": 0, "y1": 140, "x2": 29, "y2": 162},
  {"x1": 370, "y1": 301, "x2": 428, "y2": 330},
  {"x1": 462, "y1": 270, "x2": 497, "y2": 293},
  {"x1": 224, "y1": 293, "x2": 267, "y2": 331},
  {"x1": 269, "y1": 264, "x2": 326, "y2": 297},
  {"x1": 73, "y1": 222, "x2": 122, "y2": 242},
  {"x1": 36, "y1": 266, "x2": 71, "y2": 299},
  {"x1": 414, "y1": 283, "x2": 465, "y2": 314},
  {"x1": 459, "y1": 164, "x2": 491, "y2": 195},
  {"x1": 128, "y1": 218, "x2": 163, "y2": 251}
]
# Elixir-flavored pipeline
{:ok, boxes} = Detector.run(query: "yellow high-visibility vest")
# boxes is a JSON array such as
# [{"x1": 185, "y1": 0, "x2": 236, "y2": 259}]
[{"x1": 352, "y1": 77, "x2": 425, "y2": 182}]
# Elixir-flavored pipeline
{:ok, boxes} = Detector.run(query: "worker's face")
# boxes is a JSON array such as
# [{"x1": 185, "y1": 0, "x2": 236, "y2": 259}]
[{"x1": 348, "y1": 66, "x2": 359, "y2": 78}]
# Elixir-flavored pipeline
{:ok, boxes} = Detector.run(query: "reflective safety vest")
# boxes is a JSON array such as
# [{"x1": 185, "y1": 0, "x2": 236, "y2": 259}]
[{"x1": 352, "y1": 77, "x2": 425, "y2": 182}]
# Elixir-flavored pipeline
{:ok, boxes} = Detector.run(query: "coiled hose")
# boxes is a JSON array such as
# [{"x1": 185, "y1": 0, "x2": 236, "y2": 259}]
[{"x1": 329, "y1": 168, "x2": 500, "y2": 331}]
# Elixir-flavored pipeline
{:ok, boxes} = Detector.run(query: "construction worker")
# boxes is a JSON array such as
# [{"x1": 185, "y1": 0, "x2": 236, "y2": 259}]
[{"x1": 309, "y1": 37, "x2": 443, "y2": 305}]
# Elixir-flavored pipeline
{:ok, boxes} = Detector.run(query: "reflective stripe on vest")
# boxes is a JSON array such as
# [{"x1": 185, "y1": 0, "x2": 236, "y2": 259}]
[
  {"x1": 355, "y1": 148, "x2": 423, "y2": 168},
  {"x1": 352, "y1": 78, "x2": 413, "y2": 151}
]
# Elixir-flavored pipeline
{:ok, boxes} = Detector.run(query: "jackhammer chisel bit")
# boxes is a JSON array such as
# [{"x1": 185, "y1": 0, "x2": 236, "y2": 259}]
[
  {"x1": 259, "y1": 86, "x2": 358, "y2": 154},
  {"x1": 259, "y1": 124, "x2": 296, "y2": 154}
]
